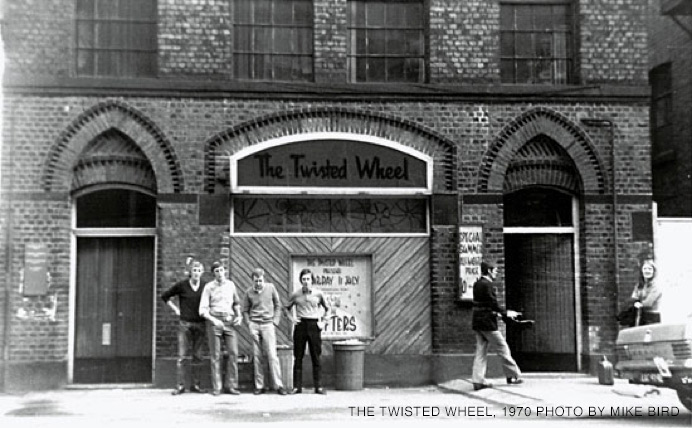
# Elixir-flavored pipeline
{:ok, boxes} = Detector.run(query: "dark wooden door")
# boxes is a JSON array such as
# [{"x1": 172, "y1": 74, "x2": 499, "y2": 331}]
[
  {"x1": 74, "y1": 237, "x2": 154, "y2": 383},
  {"x1": 504, "y1": 234, "x2": 576, "y2": 371}
]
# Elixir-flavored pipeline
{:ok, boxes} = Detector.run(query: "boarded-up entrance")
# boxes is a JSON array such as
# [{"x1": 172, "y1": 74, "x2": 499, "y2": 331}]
[
  {"x1": 74, "y1": 237, "x2": 154, "y2": 383},
  {"x1": 504, "y1": 234, "x2": 576, "y2": 371}
]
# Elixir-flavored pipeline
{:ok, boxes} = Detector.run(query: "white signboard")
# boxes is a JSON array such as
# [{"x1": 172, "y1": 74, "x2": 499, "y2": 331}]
[
  {"x1": 459, "y1": 225, "x2": 483, "y2": 301},
  {"x1": 655, "y1": 218, "x2": 692, "y2": 322},
  {"x1": 291, "y1": 254, "x2": 373, "y2": 340}
]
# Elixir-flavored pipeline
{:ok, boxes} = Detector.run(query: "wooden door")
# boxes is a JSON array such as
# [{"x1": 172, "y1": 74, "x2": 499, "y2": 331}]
[
  {"x1": 504, "y1": 234, "x2": 576, "y2": 371},
  {"x1": 74, "y1": 237, "x2": 154, "y2": 383}
]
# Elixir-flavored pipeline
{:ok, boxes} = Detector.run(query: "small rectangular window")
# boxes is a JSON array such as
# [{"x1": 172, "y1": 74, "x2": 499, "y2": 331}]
[
  {"x1": 348, "y1": 0, "x2": 425, "y2": 83},
  {"x1": 75, "y1": 0, "x2": 158, "y2": 77},
  {"x1": 233, "y1": 0, "x2": 314, "y2": 81},
  {"x1": 500, "y1": 2, "x2": 574, "y2": 84}
]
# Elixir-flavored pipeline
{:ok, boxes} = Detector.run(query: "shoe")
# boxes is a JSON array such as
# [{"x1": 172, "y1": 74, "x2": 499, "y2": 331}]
[
  {"x1": 253, "y1": 388, "x2": 266, "y2": 395},
  {"x1": 506, "y1": 377, "x2": 524, "y2": 385},
  {"x1": 171, "y1": 385, "x2": 186, "y2": 395},
  {"x1": 225, "y1": 388, "x2": 241, "y2": 395},
  {"x1": 291, "y1": 388, "x2": 302, "y2": 394},
  {"x1": 190, "y1": 384, "x2": 206, "y2": 393},
  {"x1": 211, "y1": 390, "x2": 221, "y2": 396},
  {"x1": 473, "y1": 383, "x2": 492, "y2": 391},
  {"x1": 277, "y1": 387, "x2": 288, "y2": 395},
  {"x1": 314, "y1": 387, "x2": 326, "y2": 395}
]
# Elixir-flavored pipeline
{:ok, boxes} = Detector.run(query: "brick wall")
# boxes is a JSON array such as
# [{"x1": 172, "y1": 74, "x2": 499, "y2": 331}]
[
  {"x1": 158, "y1": 0, "x2": 233, "y2": 78},
  {"x1": 2, "y1": 0, "x2": 73, "y2": 77},
  {"x1": 578, "y1": 0, "x2": 649, "y2": 85},
  {"x1": 1, "y1": 96, "x2": 650, "y2": 363},
  {"x1": 429, "y1": 0, "x2": 500, "y2": 84},
  {"x1": 314, "y1": 0, "x2": 348, "y2": 83}
]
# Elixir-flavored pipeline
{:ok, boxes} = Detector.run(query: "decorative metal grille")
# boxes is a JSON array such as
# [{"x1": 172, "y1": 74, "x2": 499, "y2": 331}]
[{"x1": 234, "y1": 197, "x2": 427, "y2": 233}]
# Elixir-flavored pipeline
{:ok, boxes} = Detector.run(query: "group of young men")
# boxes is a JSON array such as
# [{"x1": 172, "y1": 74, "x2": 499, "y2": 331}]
[{"x1": 161, "y1": 260, "x2": 330, "y2": 396}]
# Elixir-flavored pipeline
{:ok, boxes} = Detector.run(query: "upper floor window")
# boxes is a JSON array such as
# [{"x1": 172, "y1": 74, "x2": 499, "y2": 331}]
[
  {"x1": 233, "y1": 0, "x2": 314, "y2": 81},
  {"x1": 650, "y1": 63, "x2": 672, "y2": 132},
  {"x1": 500, "y1": 2, "x2": 574, "y2": 84},
  {"x1": 348, "y1": 0, "x2": 425, "y2": 83},
  {"x1": 75, "y1": 0, "x2": 158, "y2": 77}
]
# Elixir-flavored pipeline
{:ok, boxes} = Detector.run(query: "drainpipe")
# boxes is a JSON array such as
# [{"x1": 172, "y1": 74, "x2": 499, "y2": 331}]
[
  {"x1": 581, "y1": 118, "x2": 618, "y2": 312},
  {"x1": 2, "y1": 100, "x2": 16, "y2": 391}
]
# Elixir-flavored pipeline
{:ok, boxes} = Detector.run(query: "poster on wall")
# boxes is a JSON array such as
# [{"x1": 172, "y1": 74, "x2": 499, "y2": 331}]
[
  {"x1": 291, "y1": 254, "x2": 373, "y2": 340},
  {"x1": 459, "y1": 225, "x2": 484, "y2": 301}
]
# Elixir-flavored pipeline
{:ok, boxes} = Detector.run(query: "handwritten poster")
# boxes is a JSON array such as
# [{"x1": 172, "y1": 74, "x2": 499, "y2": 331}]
[
  {"x1": 291, "y1": 255, "x2": 373, "y2": 340},
  {"x1": 459, "y1": 225, "x2": 483, "y2": 301},
  {"x1": 24, "y1": 243, "x2": 48, "y2": 296}
]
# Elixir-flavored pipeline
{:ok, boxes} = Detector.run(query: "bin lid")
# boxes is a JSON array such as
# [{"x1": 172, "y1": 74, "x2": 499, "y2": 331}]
[{"x1": 333, "y1": 339, "x2": 364, "y2": 345}]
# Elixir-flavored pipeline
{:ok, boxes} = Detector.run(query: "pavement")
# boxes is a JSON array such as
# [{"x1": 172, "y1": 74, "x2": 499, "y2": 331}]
[{"x1": 0, "y1": 374, "x2": 690, "y2": 427}]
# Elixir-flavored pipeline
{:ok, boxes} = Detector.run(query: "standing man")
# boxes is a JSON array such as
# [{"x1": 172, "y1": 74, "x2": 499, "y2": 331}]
[
  {"x1": 285, "y1": 268, "x2": 330, "y2": 395},
  {"x1": 242, "y1": 268, "x2": 288, "y2": 395},
  {"x1": 471, "y1": 261, "x2": 524, "y2": 391},
  {"x1": 199, "y1": 261, "x2": 242, "y2": 396},
  {"x1": 161, "y1": 259, "x2": 208, "y2": 395}
]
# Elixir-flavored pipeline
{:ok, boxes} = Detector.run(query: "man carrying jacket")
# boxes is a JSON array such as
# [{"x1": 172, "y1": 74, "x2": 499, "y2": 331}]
[{"x1": 471, "y1": 261, "x2": 524, "y2": 391}]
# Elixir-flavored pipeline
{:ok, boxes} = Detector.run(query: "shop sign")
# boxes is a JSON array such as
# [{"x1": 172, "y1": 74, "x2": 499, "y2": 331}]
[
  {"x1": 459, "y1": 225, "x2": 483, "y2": 301},
  {"x1": 236, "y1": 139, "x2": 427, "y2": 189},
  {"x1": 291, "y1": 254, "x2": 373, "y2": 340}
]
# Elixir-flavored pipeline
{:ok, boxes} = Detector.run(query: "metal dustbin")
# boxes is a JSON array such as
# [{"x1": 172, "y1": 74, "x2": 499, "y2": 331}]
[
  {"x1": 333, "y1": 340, "x2": 366, "y2": 391},
  {"x1": 276, "y1": 344, "x2": 293, "y2": 390}
]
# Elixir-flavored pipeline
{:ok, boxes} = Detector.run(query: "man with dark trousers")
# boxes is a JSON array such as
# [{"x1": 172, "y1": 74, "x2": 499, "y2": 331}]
[
  {"x1": 285, "y1": 268, "x2": 330, "y2": 395},
  {"x1": 161, "y1": 259, "x2": 209, "y2": 395},
  {"x1": 471, "y1": 260, "x2": 524, "y2": 390}
]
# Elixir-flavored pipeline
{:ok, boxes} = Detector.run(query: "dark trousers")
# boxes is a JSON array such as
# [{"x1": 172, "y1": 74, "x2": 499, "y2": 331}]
[
  {"x1": 293, "y1": 319, "x2": 322, "y2": 389},
  {"x1": 176, "y1": 320, "x2": 206, "y2": 387}
]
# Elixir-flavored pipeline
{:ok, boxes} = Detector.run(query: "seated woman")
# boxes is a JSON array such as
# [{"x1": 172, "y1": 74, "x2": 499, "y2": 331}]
[{"x1": 631, "y1": 259, "x2": 662, "y2": 325}]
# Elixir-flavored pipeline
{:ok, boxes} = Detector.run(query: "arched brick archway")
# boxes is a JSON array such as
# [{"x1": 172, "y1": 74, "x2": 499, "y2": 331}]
[
  {"x1": 203, "y1": 107, "x2": 457, "y2": 193},
  {"x1": 478, "y1": 107, "x2": 606, "y2": 194},
  {"x1": 43, "y1": 100, "x2": 184, "y2": 194}
]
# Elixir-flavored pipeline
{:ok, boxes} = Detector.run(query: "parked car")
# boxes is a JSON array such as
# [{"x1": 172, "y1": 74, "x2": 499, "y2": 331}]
[{"x1": 615, "y1": 319, "x2": 692, "y2": 411}]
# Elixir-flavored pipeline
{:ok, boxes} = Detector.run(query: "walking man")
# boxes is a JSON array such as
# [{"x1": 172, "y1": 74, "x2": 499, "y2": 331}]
[
  {"x1": 285, "y1": 268, "x2": 330, "y2": 395},
  {"x1": 199, "y1": 261, "x2": 242, "y2": 396},
  {"x1": 471, "y1": 261, "x2": 524, "y2": 390},
  {"x1": 161, "y1": 259, "x2": 208, "y2": 395},
  {"x1": 242, "y1": 268, "x2": 288, "y2": 395}
]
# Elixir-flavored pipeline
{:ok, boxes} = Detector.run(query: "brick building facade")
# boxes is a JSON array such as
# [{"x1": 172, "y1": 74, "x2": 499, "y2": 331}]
[{"x1": 1, "y1": 0, "x2": 652, "y2": 391}]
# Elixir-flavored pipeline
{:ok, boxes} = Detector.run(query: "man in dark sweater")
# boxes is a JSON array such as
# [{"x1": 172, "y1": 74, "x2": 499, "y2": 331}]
[
  {"x1": 471, "y1": 260, "x2": 523, "y2": 391},
  {"x1": 161, "y1": 259, "x2": 209, "y2": 395}
]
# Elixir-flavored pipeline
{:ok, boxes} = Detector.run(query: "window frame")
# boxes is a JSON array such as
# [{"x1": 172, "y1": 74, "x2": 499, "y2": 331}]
[
  {"x1": 74, "y1": 0, "x2": 158, "y2": 77},
  {"x1": 232, "y1": 0, "x2": 315, "y2": 81},
  {"x1": 347, "y1": 0, "x2": 427, "y2": 83},
  {"x1": 499, "y1": 0, "x2": 576, "y2": 85}
]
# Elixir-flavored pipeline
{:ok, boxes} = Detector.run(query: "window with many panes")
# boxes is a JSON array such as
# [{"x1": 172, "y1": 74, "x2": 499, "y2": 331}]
[
  {"x1": 500, "y1": 2, "x2": 574, "y2": 84},
  {"x1": 233, "y1": 0, "x2": 314, "y2": 81},
  {"x1": 651, "y1": 63, "x2": 673, "y2": 138},
  {"x1": 348, "y1": 0, "x2": 425, "y2": 83},
  {"x1": 75, "y1": 0, "x2": 157, "y2": 77}
]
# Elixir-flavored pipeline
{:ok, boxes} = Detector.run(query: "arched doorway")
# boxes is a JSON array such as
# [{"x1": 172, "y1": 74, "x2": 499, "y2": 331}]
[
  {"x1": 70, "y1": 130, "x2": 158, "y2": 384},
  {"x1": 503, "y1": 187, "x2": 578, "y2": 371}
]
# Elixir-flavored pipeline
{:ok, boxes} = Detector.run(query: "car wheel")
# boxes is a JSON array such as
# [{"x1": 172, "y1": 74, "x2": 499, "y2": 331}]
[{"x1": 677, "y1": 388, "x2": 692, "y2": 412}]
